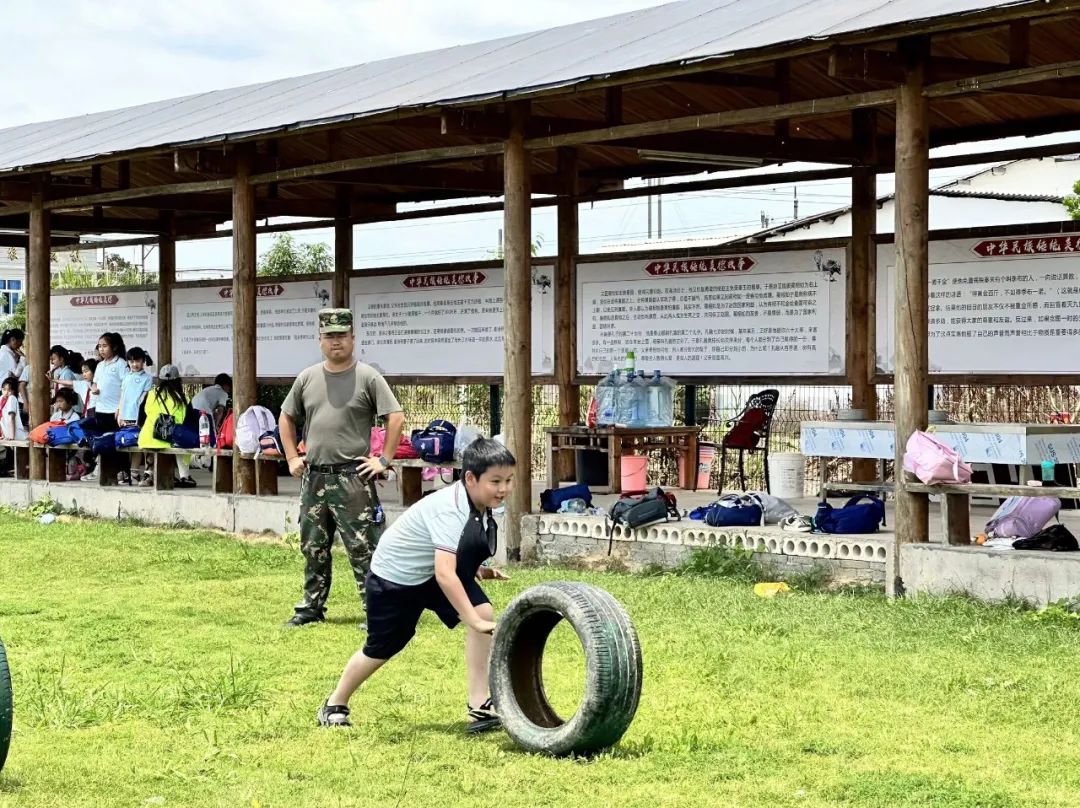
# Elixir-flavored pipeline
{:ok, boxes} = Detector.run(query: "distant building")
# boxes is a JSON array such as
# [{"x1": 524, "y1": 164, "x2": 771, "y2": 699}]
[
  {"x1": 735, "y1": 155, "x2": 1079, "y2": 244},
  {"x1": 0, "y1": 244, "x2": 105, "y2": 317}
]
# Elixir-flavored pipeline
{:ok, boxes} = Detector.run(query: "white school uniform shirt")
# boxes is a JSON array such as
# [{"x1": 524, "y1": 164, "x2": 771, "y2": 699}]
[
  {"x1": 51, "y1": 409, "x2": 80, "y2": 424},
  {"x1": 0, "y1": 393, "x2": 27, "y2": 440},
  {"x1": 0, "y1": 345, "x2": 23, "y2": 382},
  {"x1": 18, "y1": 363, "x2": 30, "y2": 404}
]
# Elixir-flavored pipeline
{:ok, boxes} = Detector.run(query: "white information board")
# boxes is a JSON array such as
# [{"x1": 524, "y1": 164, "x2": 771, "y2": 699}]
[
  {"x1": 878, "y1": 233, "x2": 1080, "y2": 373},
  {"x1": 50, "y1": 290, "x2": 158, "y2": 359},
  {"x1": 172, "y1": 279, "x2": 330, "y2": 377},
  {"x1": 350, "y1": 267, "x2": 555, "y2": 376},
  {"x1": 577, "y1": 250, "x2": 846, "y2": 376}
]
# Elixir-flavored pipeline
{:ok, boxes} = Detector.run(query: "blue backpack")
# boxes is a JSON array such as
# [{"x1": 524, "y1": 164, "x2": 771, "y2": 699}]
[
  {"x1": 689, "y1": 494, "x2": 763, "y2": 527},
  {"x1": 410, "y1": 419, "x2": 457, "y2": 463},
  {"x1": 540, "y1": 484, "x2": 593, "y2": 513},
  {"x1": 170, "y1": 425, "x2": 200, "y2": 449},
  {"x1": 46, "y1": 422, "x2": 87, "y2": 447},
  {"x1": 814, "y1": 495, "x2": 886, "y2": 534},
  {"x1": 91, "y1": 432, "x2": 116, "y2": 455},
  {"x1": 115, "y1": 426, "x2": 141, "y2": 449}
]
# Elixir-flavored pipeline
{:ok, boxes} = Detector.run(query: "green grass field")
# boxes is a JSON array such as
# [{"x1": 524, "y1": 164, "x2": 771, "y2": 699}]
[{"x1": 2, "y1": 511, "x2": 1080, "y2": 807}]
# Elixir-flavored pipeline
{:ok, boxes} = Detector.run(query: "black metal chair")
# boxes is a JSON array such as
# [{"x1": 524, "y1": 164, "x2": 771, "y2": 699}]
[{"x1": 717, "y1": 389, "x2": 780, "y2": 494}]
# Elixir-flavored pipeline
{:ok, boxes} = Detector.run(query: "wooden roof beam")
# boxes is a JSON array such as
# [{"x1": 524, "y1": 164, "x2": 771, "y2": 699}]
[
  {"x1": 605, "y1": 131, "x2": 858, "y2": 165},
  {"x1": 440, "y1": 110, "x2": 608, "y2": 140},
  {"x1": 316, "y1": 166, "x2": 564, "y2": 195},
  {"x1": 101, "y1": 194, "x2": 342, "y2": 219},
  {"x1": 0, "y1": 213, "x2": 173, "y2": 234},
  {"x1": 924, "y1": 59, "x2": 1080, "y2": 98},
  {"x1": 928, "y1": 110, "x2": 1080, "y2": 149},
  {"x1": 829, "y1": 45, "x2": 1020, "y2": 83},
  {"x1": 665, "y1": 68, "x2": 782, "y2": 93},
  {"x1": 605, "y1": 87, "x2": 623, "y2": 126},
  {"x1": 1009, "y1": 19, "x2": 1030, "y2": 68},
  {"x1": 526, "y1": 87, "x2": 897, "y2": 150}
]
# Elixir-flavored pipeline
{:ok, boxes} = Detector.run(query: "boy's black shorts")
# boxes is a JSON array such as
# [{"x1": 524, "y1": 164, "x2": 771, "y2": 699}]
[{"x1": 362, "y1": 571, "x2": 490, "y2": 660}]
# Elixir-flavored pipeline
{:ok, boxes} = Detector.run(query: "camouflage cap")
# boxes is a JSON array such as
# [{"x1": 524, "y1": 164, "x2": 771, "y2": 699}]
[{"x1": 318, "y1": 308, "x2": 353, "y2": 334}]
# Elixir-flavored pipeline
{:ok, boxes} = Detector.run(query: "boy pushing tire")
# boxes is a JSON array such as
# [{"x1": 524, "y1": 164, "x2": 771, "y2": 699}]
[{"x1": 317, "y1": 437, "x2": 514, "y2": 734}]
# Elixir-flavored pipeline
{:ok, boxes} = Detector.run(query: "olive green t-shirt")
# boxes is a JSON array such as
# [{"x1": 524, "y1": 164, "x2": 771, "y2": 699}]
[{"x1": 281, "y1": 361, "x2": 402, "y2": 465}]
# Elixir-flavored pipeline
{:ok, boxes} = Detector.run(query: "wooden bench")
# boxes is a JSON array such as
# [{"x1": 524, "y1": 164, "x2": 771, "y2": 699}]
[
  {"x1": 42, "y1": 445, "x2": 279, "y2": 496},
  {"x1": 905, "y1": 481, "x2": 1080, "y2": 545},
  {"x1": 395, "y1": 459, "x2": 460, "y2": 506},
  {"x1": 120, "y1": 448, "x2": 279, "y2": 496},
  {"x1": 821, "y1": 481, "x2": 895, "y2": 499},
  {"x1": 6, "y1": 437, "x2": 284, "y2": 496},
  {"x1": 0, "y1": 439, "x2": 31, "y2": 480}
]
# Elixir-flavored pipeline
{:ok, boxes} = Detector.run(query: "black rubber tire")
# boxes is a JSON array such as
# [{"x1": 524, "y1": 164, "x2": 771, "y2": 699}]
[
  {"x1": 490, "y1": 581, "x2": 642, "y2": 756},
  {"x1": 0, "y1": 636, "x2": 11, "y2": 775}
]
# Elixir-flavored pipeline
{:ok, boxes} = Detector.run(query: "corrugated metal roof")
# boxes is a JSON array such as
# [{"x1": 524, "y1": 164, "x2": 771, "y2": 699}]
[{"x1": 0, "y1": 0, "x2": 1037, "y2": 173}]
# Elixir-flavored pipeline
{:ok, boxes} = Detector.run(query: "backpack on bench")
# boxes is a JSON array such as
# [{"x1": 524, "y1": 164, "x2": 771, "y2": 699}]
[{"x1": 607, "y1": 487, "x2": 679, "y2": 553}]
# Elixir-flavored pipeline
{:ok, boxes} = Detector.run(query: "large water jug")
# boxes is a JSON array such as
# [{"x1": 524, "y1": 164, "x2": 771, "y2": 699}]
[
  {"x1": 629, "y1": 371, "x2": 651, "y2": 427},
  {"x1": 646, "y1": 370, "x2": 677, "y2": 427},
  {"x1": 595, "y1": 369, "x2": 619, "y2": 425},
  {"x1": 614, "y1": 370, "x2": 636, "y2": 425}
]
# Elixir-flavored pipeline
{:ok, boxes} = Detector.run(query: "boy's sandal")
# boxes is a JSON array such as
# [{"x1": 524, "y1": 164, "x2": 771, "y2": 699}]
[
  {"x1": 466, "y1": 699, "x2": 501, "y2": 735},
  {"x1": 317, "y1": 700, "x2": 351, "y2": 727}
]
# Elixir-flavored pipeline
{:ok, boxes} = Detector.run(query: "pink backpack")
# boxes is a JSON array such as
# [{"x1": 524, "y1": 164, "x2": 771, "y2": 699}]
[
  {"x1": 985, "y1": 496, "x2": 1061, "y2": 539},
  {"x1": 902, "y1": 430, "x2": 972, "y2": 484}
]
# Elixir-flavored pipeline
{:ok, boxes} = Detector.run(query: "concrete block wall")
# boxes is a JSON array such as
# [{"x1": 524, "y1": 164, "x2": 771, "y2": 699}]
[
  {"x1": 900, "y1": 544, "x2": 1080, "y2": 606},
  {"x1": 524, "y1": 515, "x2": 886, "y2": 583}
]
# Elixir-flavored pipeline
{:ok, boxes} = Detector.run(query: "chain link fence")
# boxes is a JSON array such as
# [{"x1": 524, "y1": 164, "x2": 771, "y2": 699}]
[{"x1": 386, "y1": 382, "x2": 1079, "y2": 494}]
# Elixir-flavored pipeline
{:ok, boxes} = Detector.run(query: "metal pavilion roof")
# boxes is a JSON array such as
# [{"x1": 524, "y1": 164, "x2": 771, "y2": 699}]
[{"x1": 0, "y1": 0, "x2": 1042, "y2": 174}]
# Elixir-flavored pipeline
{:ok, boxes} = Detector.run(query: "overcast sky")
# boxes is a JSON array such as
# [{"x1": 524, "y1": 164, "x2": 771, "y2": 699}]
[{"x1": 1, "y1": 1, "x2": 1075, "y2": 274}]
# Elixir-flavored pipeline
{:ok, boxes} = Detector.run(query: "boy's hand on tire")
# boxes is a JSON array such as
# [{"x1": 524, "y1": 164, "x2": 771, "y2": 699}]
[{"x1": 470, "y1": 619, "x2": 497, "y2": 634}]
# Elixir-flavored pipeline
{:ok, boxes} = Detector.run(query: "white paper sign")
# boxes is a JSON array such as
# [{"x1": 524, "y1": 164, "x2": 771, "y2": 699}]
[
  {"x1": 50, "y1": 290, "x2": 158, "y2": 359},
  {"x1": 172, "y1": 280, "x2": 330, "y2": 376},
  {"x1": 350, "y1": 267, "x2": 555, "y2": 376},
  {"x1": 879, "y1": 234, "x2": 1080, "y2": 373},
  {"x1": 577, "y1": 250, "x2": 845, "y2": 376}
]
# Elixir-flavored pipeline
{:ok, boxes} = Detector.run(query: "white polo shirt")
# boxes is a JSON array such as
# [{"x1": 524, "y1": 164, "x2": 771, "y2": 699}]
[{"x1": 370, "y1": 482, "x2": 486, "y2": 586}]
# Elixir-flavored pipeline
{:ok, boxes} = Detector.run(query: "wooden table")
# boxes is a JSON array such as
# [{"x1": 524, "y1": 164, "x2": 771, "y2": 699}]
[{"x1": 544, "y1": 426, "x2": 701, "y2": 494}]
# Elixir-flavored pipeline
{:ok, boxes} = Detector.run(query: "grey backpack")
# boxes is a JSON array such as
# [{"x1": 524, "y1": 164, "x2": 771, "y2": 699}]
[{"x1": 746, "y1": 492, "x2": 798, "y2": 524}]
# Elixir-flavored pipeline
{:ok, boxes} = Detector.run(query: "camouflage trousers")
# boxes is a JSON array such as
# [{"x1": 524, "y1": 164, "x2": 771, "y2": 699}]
[{"x1": 294, "y1": 468, "x2": 383, "y2": 618}]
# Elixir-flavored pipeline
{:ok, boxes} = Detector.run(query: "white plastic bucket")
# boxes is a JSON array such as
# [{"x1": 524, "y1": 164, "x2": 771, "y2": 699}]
[
  {"x1": 620, "y1": 455, "x2": 648, "y2": 490},
  {"x1": 769, "y1": 452, "x2": 806, "y2": 499}
]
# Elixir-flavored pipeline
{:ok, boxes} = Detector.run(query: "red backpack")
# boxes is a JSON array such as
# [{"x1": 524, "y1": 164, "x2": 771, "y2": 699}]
[{"x1": 217, "y1": 411, "x2": 236, "y2": 449}]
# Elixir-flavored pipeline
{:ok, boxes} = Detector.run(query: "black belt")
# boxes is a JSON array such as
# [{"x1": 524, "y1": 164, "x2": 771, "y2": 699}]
[{"x1": 307, "y1": 461, "x2": 364, "y2": 474}]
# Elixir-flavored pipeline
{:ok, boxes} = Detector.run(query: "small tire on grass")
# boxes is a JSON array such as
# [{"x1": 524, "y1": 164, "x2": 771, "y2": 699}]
[
  {"x1": 489, "y1": 581, "x2": 642, "y2": 757},
  {"x1": 0, "y1": 636, "x2": 11, "y2": 774}
]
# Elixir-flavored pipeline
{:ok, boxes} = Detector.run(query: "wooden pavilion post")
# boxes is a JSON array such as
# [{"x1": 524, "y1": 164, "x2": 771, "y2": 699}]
[
  {"x1": 157, "y1": 212, "x2": 175, "y2": 366},
  {"x1": 891, "y1": 38, "x2": 931, "y2": 595},
  {"x1": 27, "y1": 178, "x2": 51, "y2": 480},
  {"x1": 849, "y1": 109, "x2": 878, "y2": 482},
  {"x1": 503, "y1": 102, "x2": 532, "y2": 560},
  {"x1": 232, "y1": 147, "x2": 257, "y2": 495},
  {"x1": 554, "y1": 147, "x2": 579, "y2": 483},
  {"x1": 333, "y1": 187, "x2": 352, "y2": 309}
]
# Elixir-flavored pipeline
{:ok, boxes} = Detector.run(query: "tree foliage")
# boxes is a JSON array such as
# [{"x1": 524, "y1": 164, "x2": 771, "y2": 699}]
[
  {"x1": 257, "y1": 234, "x2": 332, "y2": 277},
  {"x1": 51, "y1": 251, "x2": 153, "y2": 288},
  {"x1": 1066, "y1": 179, "x2": 1080, "y2": 220}
]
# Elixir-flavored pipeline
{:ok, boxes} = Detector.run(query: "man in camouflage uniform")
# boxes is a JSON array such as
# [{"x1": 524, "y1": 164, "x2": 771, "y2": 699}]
[{"x1": 279, "y1": 309, "x2": 406, "y2": 628}]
